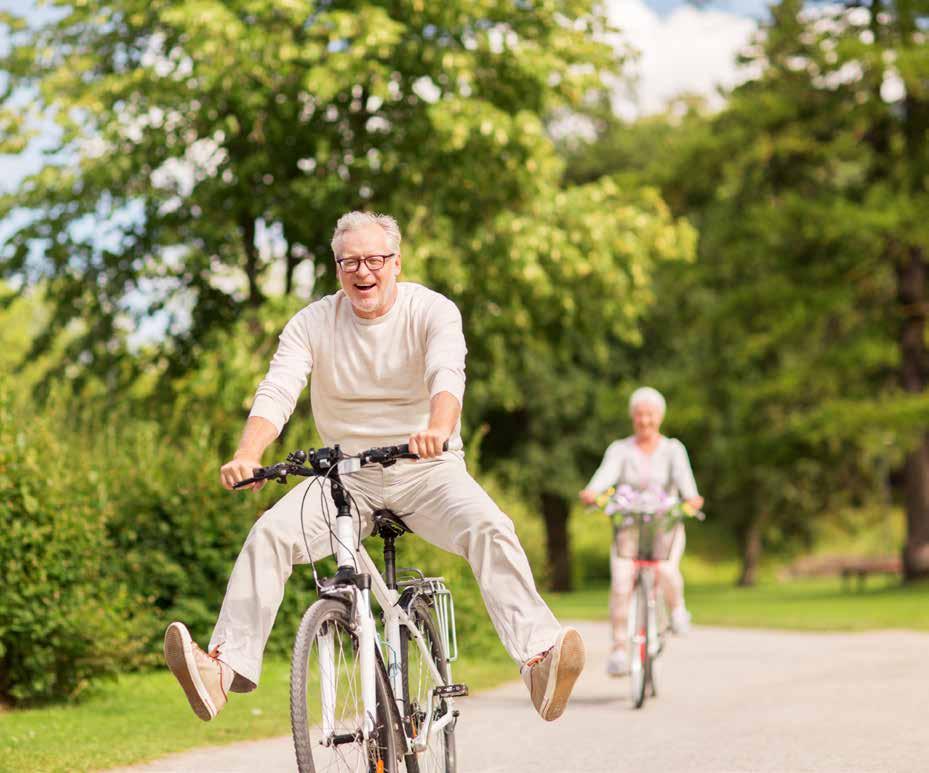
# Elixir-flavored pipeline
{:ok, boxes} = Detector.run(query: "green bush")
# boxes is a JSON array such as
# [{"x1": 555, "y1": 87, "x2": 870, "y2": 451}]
[{"x1": 0, "y1": 385, "x2": 143, "y2": 704}]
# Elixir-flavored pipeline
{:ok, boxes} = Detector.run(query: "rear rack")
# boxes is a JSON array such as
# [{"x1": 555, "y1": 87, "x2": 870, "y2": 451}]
[{"x1": 397, "y1": 574, "x2": 459, "y2": 663}]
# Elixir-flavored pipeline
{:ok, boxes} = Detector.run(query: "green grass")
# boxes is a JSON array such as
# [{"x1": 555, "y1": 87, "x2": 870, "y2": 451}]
[
  {"x1": 0, "y1": 653, "x2": 516, "y2": 773},
  {"x1": 546, "y1": 576, "x2": 929, "y2": 631}
]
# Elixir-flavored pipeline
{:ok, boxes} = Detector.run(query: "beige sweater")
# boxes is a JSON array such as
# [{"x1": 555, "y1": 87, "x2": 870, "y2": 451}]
[{"x1": 249, "y1": 282, "x2": 467, "y2": 454}]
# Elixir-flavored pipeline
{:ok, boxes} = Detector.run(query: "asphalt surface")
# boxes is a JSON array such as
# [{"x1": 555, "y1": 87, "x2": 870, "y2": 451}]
[{"x1": 109, "y1": 621, "x2": 929, "y2": 773}]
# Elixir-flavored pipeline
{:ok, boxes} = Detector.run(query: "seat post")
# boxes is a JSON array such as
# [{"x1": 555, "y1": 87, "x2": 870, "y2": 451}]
[{"x1": 383, "y1": 534, "x2": 397, "y2": 590}]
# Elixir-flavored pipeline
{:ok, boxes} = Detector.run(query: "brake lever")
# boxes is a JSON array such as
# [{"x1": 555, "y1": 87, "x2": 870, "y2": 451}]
[{"x1": 232, "y1": 462, "x2": 286, "y2": 489}]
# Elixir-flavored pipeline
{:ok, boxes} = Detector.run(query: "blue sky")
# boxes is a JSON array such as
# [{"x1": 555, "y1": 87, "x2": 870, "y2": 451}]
[{"x1": 649, "y1": 0, "x2": 770, "y2": 16}]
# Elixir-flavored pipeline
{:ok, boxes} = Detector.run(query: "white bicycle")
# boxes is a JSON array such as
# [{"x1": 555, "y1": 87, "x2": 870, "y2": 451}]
[{"x1": 236, "y1": 442, "x2": 465, "y2": 773}]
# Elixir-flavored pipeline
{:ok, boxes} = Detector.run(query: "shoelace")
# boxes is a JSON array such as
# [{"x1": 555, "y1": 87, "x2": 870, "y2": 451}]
[
  {"x1": 523, "y1": 645, "x2": 553, "y2": 671},
  {"x1": 194, "y1": 640, "x2": 231, "y2": 699}
]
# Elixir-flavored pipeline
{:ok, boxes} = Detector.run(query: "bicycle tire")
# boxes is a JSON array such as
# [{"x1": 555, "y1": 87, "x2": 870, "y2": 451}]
[
  {"x1": 291, "y1": 598, "x2": 401, "y2": 773},
  {"x1": 628, "y1": 578, "x2": 649, "y2": 709},
  {"x1": 400, "y1": 596, "x2": 457, "y2": 773}
]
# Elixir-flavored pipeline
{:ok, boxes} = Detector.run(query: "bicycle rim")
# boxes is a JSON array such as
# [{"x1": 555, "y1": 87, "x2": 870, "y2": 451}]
[
  {"x1": 291, "y1": 598, "x2": 400, "y2": 773},
  {"x1": 401, "y1": 597, "x2": 457, "y2": 773},
  {"x1": 628, "y1": 580, "x2": 648, "y2": 709}
]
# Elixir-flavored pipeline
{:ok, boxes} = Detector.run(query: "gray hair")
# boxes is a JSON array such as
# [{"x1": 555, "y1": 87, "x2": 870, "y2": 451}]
[
  {"x1": 330, "y1": 211, "x2": 402, "y2": 259},
  {"x1": 629, "y1": 387, "x2": 666, "y2": 419}
]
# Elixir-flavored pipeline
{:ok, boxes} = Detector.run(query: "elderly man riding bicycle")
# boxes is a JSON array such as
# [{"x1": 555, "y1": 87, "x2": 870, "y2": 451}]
[{"x1": 163, "y1": 211, "x2": 585, "y2": 724}]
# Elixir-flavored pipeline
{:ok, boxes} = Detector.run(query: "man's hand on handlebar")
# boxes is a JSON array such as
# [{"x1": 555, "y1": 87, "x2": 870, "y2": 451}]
[
  {"x1": 221, "y1": 456, "x2": 266, "y2": 492},
  {"x1": 408, "y1": 428, "x2": 448, "y2": 460}
]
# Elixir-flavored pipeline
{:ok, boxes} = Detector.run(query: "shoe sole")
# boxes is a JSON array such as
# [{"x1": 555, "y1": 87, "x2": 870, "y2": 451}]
[
  {"x1": 540, "y1": 628, "x2": 585, "y2": 721},
  {"x1": 164, "y1": 622, "x2": 217, "y2": 721}
]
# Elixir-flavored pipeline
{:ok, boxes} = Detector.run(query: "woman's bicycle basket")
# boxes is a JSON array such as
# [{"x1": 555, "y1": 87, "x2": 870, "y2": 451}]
[{"x1": 612, "y1": 511, "x2": 681, "y2": 561}]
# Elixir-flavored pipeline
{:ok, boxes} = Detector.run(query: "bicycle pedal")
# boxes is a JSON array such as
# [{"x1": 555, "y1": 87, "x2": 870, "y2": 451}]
[{"x1": 433, "y1": 683, "x2": 468, "y2": 698}]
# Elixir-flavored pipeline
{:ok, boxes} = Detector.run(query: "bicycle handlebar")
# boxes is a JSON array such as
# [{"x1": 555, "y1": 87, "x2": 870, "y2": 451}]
[{"x1": 233, "y1": 440, "x2": 450, "y2": 489}]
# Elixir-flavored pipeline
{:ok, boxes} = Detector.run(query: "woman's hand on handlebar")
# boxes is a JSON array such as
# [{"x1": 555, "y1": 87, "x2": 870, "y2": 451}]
[
  {"x1": 408, "y1": 428, "x2": 448, "y2": 459},
  {"x1": 578, "y1": 489, "x2": 597, "y2": 506},
  {"x1": 221, "y1": 456, "x2": 266, "y2": 492},
  {"x1": 686, "y1": 495, "x2": 704, "y2": 511}
]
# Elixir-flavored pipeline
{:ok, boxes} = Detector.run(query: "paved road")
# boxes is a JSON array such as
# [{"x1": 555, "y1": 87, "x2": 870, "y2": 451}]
[{"x1": 111, "y1": 622, "x2": 929, "y2": 773}]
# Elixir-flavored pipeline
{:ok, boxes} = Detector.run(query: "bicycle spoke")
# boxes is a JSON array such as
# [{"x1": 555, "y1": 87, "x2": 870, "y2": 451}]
[{"x1": 402, "y1": 600, "x2": 454, "y2": 773}]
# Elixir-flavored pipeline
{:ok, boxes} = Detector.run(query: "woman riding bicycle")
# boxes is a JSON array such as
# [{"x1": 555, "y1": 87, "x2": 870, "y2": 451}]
[{"x1": 579, "y1": 386, "x2": 704, "y2": 677}]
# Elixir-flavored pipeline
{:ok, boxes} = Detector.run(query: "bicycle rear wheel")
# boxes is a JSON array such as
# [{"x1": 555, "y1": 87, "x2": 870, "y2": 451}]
[
  {"x1": 291, "y1": 598, "x2": 401, "y2": 773},
  {"x1": 627, "y1": 578, "x2": 648, "y2": 709},
  {"x1": 401, "y1": 596, "x2": 457, "y2": 773}
]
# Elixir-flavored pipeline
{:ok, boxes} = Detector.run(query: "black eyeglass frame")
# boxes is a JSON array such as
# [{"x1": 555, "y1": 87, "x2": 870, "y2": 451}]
[{"x1": 335, "y1": 253, "x2": 396, "y2": 273}]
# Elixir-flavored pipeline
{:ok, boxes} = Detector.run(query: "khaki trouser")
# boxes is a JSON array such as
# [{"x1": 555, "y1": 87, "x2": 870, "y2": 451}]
[
  {"x1": 209, "y1": 452, "x2": 561, "y2": 687},
  {"x1": 608, "y1": 524, "x2": 686, "y2": 652}
]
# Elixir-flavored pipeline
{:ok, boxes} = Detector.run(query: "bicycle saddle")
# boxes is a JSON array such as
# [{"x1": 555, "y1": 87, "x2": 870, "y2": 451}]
[{"x1": 371, "y1": 508, "x2": 413, "y2": 539}]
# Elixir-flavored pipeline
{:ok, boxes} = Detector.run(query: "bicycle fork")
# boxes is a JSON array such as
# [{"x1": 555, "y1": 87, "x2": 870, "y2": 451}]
[{"x1": 318, "y1": 474, "x2": 379, "y2": 743}]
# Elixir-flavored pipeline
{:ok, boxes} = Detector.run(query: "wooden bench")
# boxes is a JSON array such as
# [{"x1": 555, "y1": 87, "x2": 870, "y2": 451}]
[
  {"x1": 840, "y1": 557, "x2": 902, "y2": 591},
  {"x1": 780, "y1": 554, "x2": 902, "y2": 590}
]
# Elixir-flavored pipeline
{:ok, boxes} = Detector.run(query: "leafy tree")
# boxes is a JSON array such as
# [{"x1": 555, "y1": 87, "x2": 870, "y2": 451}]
[
  {"x1": 406, "y1": 178, "x2": 697, "y2": 590},
  {"x1": 0, "y1": 0, "x2": 618, "y2": 383},
  {"x1": 563, "y1": 0, "x2": 929, "y2": 583}
]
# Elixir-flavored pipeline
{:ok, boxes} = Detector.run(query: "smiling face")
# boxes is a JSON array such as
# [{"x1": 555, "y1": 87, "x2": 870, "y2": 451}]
[
  {"x1": 631, "y1": 401, "x2": 663, "y2": 443},
  {"x1": 335, "y1": 223, "x2": 402, "y2": 319}
]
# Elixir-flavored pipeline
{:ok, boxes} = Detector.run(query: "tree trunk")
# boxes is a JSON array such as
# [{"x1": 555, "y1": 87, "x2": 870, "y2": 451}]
[
  {"x1": 540, "y1": 492, "x2": 572, "y2": 592},
  {"x1": 284, "y1": 248, "x2": 299, "y2": 296},
  {"x1": 898, "y1": 246, "x2": 929, "y2": 580},
  {"x1": 738, "y1": 511, "x2": 767, "y2": 587},
  {"x1": 240, "y1": 215, "x2": 264, "y2": 308},
  {"x1": 902, "y1": 434, "x2": 929, "y2": 580}
]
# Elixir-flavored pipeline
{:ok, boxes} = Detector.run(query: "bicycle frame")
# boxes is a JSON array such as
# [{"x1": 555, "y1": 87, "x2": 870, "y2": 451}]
[
  {"x1": 317, "y1": 463, "x2": 457, "y2": 756},
  {"x1": 630, "y1": 561, "x2": 664, "y2": 662}
]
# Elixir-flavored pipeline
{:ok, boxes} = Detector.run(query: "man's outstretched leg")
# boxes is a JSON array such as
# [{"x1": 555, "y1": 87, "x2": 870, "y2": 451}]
[
  {"x1": 394, "y1": 454, "x2": 586, "y2": 721},
  {"x1": 164, "y1": 473, "x2": 380, "y2": 720}
]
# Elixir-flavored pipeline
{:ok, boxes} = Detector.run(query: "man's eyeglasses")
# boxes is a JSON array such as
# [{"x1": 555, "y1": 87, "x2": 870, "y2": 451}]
[{"x1": 336, "y1": 253, "x2": 396, "y2": 273}]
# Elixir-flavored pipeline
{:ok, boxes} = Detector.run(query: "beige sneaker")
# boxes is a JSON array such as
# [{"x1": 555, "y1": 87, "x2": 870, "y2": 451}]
[
  {"x1": 163, "y1": 621, "x2": 234, "y2": 721},
  {"x1": 521, "y1": 627, "x2": 585, "y2": 721}
]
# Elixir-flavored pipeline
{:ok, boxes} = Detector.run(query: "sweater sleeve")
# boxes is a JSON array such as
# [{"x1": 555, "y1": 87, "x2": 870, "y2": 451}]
[
  {"x1": 248, "y1": 309, "x2": 314, "y2": 434},
  {"x1": 585, "y1": 441, "x2": 626, "y2": 494},
  {"x1": 423, "y1": 295, "x2": 467, "y2": 407},
  {"x1": 670, "y1": 439, "x2": 699, "y2": 500}
]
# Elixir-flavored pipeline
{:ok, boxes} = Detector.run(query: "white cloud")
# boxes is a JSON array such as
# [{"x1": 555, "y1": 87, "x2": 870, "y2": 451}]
[{"x1": 605, "y1": 0, "x2": 759, "y2": 118}]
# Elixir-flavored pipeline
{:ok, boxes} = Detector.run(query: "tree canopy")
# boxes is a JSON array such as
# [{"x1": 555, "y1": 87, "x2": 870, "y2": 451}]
[{"x1": 0, "y1": 0, "x2": 619, "y2": 377}]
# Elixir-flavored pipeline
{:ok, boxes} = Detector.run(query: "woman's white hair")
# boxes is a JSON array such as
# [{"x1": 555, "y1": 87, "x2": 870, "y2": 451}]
[
  {"x1": 628, "y1": 386, "x2": 666, "y2": 419},
  {"x1": 331, "y1": 211, "x2": 402, "y2": 259}
]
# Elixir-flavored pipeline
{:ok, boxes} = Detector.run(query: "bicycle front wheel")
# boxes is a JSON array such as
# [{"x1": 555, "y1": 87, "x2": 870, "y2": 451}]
[
  {"x1": 627, "y1": 578, "x2": 648, "y2": 709},
  {"x1": 401, "y1": 596, "x2": 457, "y2": 773},
  {"x1": 291, "y1": 598, "x2": 401, "y2": 773}
]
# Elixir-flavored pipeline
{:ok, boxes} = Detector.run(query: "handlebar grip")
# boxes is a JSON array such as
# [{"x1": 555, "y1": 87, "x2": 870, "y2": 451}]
[{"x1": 395, "y1": 440, "x2": 450, "y2": 455}]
